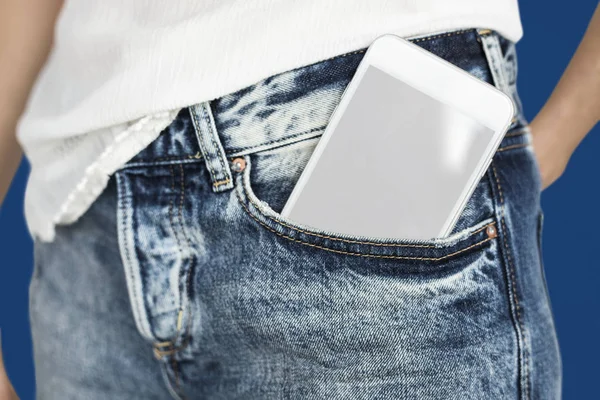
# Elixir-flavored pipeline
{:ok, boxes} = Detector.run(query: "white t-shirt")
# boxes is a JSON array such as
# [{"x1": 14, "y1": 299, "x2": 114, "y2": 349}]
[{"x1": 17, "y1": 0, "x2": 523, "y2": 241}]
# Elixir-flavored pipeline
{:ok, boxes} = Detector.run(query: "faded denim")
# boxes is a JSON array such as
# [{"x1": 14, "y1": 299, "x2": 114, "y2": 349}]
[{"x1": 30, "y1": 29, "x2": 561, "y2": 399}]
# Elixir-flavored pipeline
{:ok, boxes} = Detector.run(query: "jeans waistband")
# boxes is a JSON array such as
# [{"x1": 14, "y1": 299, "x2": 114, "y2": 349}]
[{"x1": 125, "y1": 29, "x2": 524, "y2": 192}]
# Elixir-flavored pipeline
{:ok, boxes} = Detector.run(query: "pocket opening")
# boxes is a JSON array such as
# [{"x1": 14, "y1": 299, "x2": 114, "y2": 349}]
[{"x1": 234, "y1": 154, "x2": 499, "y2": 264}]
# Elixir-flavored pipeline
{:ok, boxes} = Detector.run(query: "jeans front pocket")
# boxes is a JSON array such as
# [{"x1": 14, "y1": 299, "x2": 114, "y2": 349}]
[
  {"x1": 225, "y1": 140, "x2": 521, "y2": 398},
  {"x1": 234, "y1": 137, "x2": 500, "y2": 270}
]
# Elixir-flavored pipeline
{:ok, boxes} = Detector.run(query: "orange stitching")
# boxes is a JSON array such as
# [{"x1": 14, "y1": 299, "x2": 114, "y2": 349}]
[
  {"x1": 237, "y1": 189, "x2": 494, "y2": 261},
  {"x1": 153, "y1": 335, "x2": 191, "y2": 358},
  {"x1": 497, "y1": 143, "x2": 530, "y2": 153},
  {"x1": 213, "y1": 178, "x2": 231, "y2": 187},
  {"x1": 504, "y1": 128, "x2": 529, "y2": 138},
  {"x1": 176, "y1": 309, "x2": 184, "y2": 332},
  {"x1": 155, "y1": 348, "x2": 178, "y2": 358},
  {"x1": 241, "y1": 176, "x2": 493, "y2": 248},
  {"x1": 491, "y1": 162, "x2": 530, "y2": 399}
]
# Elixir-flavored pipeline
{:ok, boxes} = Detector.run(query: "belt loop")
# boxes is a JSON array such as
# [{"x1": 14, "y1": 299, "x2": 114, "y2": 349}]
[
  {"x1": 478, "y1": 29, "x2": 510, "y2": 95},
  {"x1": 189, "y1": 102, "x2": 234, "y2": 192}
]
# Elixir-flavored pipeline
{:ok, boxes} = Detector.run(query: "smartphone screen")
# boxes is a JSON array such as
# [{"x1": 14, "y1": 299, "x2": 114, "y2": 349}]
[{"x1": 283, "y1": 65, "x2": 496, "y2": 240}]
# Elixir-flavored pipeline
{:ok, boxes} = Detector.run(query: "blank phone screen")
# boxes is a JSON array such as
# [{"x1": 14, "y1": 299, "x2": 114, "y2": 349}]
[{"x1": 285, "y1": 65, "x2": 496, "y2": 240}]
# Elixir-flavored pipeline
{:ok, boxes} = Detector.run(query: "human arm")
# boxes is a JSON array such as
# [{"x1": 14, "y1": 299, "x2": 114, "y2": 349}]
[
  {"x1": 0, "y1": 1, "x2": 64, "y2": 398},
  {"x1": 0, "y1": 0, "x2": 64, "y2": 205},
  {"x1": 530, "y1": 3, "x2": 600, "y2": 189}
]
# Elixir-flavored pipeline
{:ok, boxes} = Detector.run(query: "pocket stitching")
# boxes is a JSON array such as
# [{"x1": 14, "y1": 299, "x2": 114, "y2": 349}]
[
  {"x1": 490, "y1": 162, "x2": 530, "y2": 398},
  {"x1": 236, "y1": 187, "x2": 496, "y2": 261},
  {"x1": 503, "y1": 126, "x2": 530, "y2": 138},
  {"x1": 497, "y1": 143, "x2": 531, "y2": 153},
  {"x1": 238, "y1": 160, "x2": 495, "y2": 248}
]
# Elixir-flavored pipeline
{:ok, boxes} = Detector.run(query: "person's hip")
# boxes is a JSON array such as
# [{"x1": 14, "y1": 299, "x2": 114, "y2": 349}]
[{"x1": 31, "y1": 29, "x2": 561, "y2": 399}]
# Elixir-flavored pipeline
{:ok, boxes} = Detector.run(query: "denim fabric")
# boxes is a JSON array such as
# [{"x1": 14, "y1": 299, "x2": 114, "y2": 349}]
[{"x1": 30, "y1": 29, "x2": 561, "y2": 400}]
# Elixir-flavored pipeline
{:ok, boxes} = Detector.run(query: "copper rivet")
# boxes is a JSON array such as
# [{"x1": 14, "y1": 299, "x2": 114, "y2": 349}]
[
  {"x1": 231, "y1": 158, "x2": 246, "y2": 173},
  {"x1": 486, "y1": 225, "x2": 497, "y2": 238}
]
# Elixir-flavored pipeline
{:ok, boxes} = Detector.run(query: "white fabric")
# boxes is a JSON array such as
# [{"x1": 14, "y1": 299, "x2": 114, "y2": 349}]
[{"x1": 17, "y1": 0, "x2": 523, "y2": 241}]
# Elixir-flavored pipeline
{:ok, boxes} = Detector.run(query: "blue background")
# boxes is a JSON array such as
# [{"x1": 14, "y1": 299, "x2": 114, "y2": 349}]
[{"x1": 1, "y1": 1, "x2": 598, "y2": 399}]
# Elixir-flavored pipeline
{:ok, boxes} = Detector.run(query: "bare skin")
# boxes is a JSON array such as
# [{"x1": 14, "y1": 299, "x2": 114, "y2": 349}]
[
  {"x1": 0, "y1": 3, "x2": 598, "y2": 398},
  {"x1": 0, "y1": 2, "x2": 65, "y2": 398},
  {"x1": 0, "y1": 0, "x2": 64, "y2": 204},
  {"x1": 530, "y1": 4, "x2": 600, "y2": 188}
]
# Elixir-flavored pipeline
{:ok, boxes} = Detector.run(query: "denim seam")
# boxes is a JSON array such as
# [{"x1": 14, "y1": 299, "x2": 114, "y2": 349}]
[
  {"x1": 189, "y1": 103, "x2": 233, "y2": 191},
  {"x1": 236, "y1": 187, "x2": 495, "y2": 261},
  {"x1": 177, "y1": 164, "x2": 188, "y2": 313},
  {"x1": 504, "y1": 128, "x2": 530, "y2": 138},
  {"x1": 497, "y1": 143, "x2": 531, "y2": 153},
  {"x1": 168, "y1": 164, "x2": 186, "y2": 313},
  {"x1": 494, "y1": 36, "x2": 531, "y2": 392},
  {"x1": 481, "y1": 29, "x2": 529, "y2": 398},
  {"x1": 190, "y1": 106, "x2": 220, "y2": 186},
  {"x1": 155, "y1": 345, "x2": 190, "y2": 400},
  {"x1": 225, "y1": 125, "x2": 326, "y2": 154},
  {"x1": 491, "y1": 162, "x2": 530, "y2": 400},
  {"x1": 170, "y1": 356, "x2": 181, "y2": 391},
  {"x1": 411, "y1": 29, "x2": 473, "y2": 43},
  {"x1": 536, "y1": 212, "x2": 560, "y2": 357},
  {"x1": 150, "y1": 166, "x2": 193, "y2": 363},
  {"x1": 480, "y1": 32, "x2": 510, "y2": 95},
  {"x1": 115, "y1": 172, "x2": 155, "y2": 340},
  {"x1": 121, "y1": 131, "x2": 323, "y2": 169},
  {"x1": 160, "y1": 362, "x2": 184, "y2": 400},
  {"x1": 122, "y1": 127, "x2": 529, "y2": 168},
  {"x1": 122, "y1": 158, "x2": 203, "y2": 169},
  {"x1": 282, "y1": 352, "x2": 288, "y2": 400},
  {"x1": 176, "y1": 164, "x2": 196, "y2": 349},
  {"x1": 536, "y1": 213, "x2": 553, "y2": 309},
  {"x1": 118, "y1": 175, "x2": 139, "y2": 318},
  {"x1": 201, "y1": 103, "x2": 232, "y2": 189},
  {"x1": 239, "y1": 162, "x2": 493, "y2": 248},
  {"x1": 170, "y1": 355, "x2": 189, "y2": 400}
]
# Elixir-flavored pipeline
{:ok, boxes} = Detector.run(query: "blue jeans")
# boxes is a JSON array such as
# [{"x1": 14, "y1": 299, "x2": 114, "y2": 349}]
[{"x1": 30, "y1": 30, "x2": 561, "y2": 400}]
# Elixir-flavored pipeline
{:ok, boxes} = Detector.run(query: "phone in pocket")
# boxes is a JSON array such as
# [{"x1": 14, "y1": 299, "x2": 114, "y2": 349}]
[{"x1": 280, "y1": 34, "x2": 514, "y2": 241}]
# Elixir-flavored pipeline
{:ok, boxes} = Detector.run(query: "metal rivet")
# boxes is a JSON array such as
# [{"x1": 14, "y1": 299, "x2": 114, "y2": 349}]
[
  {"x1": 231, "y1": 158, "x2": 246, "y2": 173},
  {"x1": 486, "y1": 225, "x2": 497, "y2": 238}
]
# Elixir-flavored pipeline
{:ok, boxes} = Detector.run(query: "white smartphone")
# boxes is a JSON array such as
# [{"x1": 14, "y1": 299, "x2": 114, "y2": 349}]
[{"x1": 281, "y1": 34, "x2": 514, "y2": 240}]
